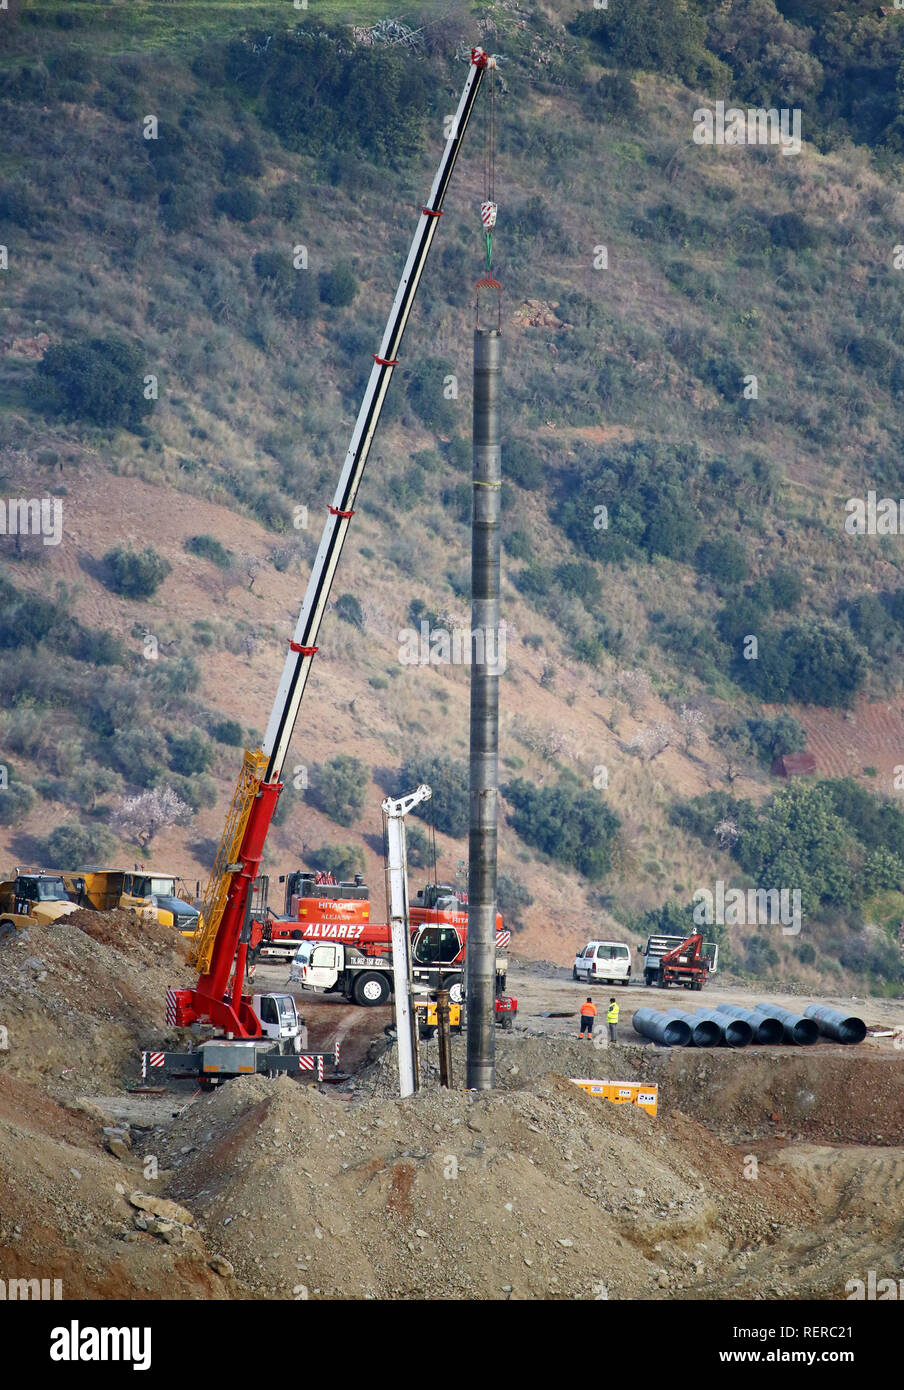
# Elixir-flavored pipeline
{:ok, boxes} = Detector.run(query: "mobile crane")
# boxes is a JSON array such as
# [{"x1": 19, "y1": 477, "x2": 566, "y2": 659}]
[{"x1": 148, "y1": 48, "x2": 497, "y2": 1085}]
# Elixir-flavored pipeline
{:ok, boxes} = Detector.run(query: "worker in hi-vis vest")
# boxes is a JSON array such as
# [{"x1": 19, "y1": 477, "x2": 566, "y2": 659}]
[
  {"x1": 579, "y1": 997, "x2": 597, "y2": 1038},
  {"x1": 607, "y1": 997, "x2": 619, "y2": 1042}
]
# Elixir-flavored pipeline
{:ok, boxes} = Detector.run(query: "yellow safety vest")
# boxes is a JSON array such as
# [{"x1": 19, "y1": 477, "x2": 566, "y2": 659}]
[{"x1": 607, "y1": 1001, "x2": 619, "y2": 1024}]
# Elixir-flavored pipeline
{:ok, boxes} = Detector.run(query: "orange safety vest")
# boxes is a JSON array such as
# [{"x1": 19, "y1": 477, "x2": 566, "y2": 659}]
[{"x1": 580, "y1": 1001, "x2": 597, "y2": 1018}]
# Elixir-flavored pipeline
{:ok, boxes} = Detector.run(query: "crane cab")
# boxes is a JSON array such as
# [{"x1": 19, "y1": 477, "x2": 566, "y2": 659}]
[{"x1": 251, "y1": 992, "x2": 307, "y2": 1053}]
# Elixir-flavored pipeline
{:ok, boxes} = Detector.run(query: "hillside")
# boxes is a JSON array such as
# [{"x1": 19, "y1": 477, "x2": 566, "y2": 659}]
[{"x1": 2, "y1": 0, "x2": 904, "y2": 993}]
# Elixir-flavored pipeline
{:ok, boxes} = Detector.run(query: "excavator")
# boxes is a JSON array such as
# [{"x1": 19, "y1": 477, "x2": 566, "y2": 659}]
[{"x1": 146, "y1": 47, "x2": 498, "y2": 1086}]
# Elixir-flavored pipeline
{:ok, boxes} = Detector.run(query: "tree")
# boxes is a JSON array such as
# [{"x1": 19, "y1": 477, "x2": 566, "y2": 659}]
[
  {"x1": 167, "y1": 729, "x2": 213, "y2": 777},
  {"x1": 212, "y1": 718, "x2": 243, "y2": 746},
  {"x1": 0, "y1": 781, "x2": 35, "y2": 827},
  {"x1": 213, "y1": 185, "x2": 262, "y2": 222},
  {"x1": 400, "y1": 754, "x2": 469, "y2": 839},
  {"x1": 318, "y1": 261, "x2": 358, "y2": 308},
  {"x1": 103, "y1": 545, "x2": 172, "y2": 600},
  {"x1": 112, "y1": 786, "x2": 193, "y2": 848},
  {"x1": 309, "y1": 754, "x2": 367, "y2": 827},
  {"x1": 736, "y1": 781, "x2": 853, "y2": 915},
  {"x1": 37, "y1": 335, "x2": 155, "y2": 430},
  {"x1": 308, "y1": 842, "x2": 366, "y2": 881},
  {"x1": 42, "y1": 822, "x2": 117, "y2": 866},
  {"x1": 496, "y1": 873, "x2": 534, "y2": 931},
  {"x1": 678, "y1": 705, "x2": 704, "y2": 753},
  {"x1": 110, "y1": 726, "x2": 168, "y2": 789},
  {"x1": 695, "y1": 535, "x2": 748, "y2": 585},
  {"x1": 503, "y1": 778, "x2": 620, "y2": 880}
]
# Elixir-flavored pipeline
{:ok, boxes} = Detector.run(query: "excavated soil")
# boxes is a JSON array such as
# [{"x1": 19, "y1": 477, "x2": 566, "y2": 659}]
[{"x1": 0, "y1": 910, "x2": 902, "y2": 1300}]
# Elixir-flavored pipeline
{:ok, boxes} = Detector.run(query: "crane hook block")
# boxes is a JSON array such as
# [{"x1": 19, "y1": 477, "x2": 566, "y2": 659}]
[{"x1": 481, "y1": 201, "x2": 498, "y2": 229}]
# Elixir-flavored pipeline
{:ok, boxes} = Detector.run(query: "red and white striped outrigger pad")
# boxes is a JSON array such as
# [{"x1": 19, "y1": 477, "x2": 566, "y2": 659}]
[
  {"x1": 496, "y1": 930, "x2": 511, "y2": 948},
  {"x1": 481, "y1": 201, "x2": 497, "y2": 229},
  {"x1": 298, "y1": 1055, "x2": 325, "y2": 1079},
  {"x1": 165, "y1": 988, "x2": 178, "y2": 1027}
]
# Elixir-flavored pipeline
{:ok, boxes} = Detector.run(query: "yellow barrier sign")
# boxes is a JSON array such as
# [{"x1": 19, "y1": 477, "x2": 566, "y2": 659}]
[{"x1": 569, "y1": 1079, "x2": 658, "y2": 1118}]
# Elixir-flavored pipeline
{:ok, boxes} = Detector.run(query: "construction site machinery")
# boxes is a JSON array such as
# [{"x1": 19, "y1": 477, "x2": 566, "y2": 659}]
[
  {"x1": 641, "y1": 932, "x2": 718, "y2": 989},
  {"x1": 159, "y1": 48, "x2": 495, "y2": 1083},
  {"x1": 0, "y1": 873, "x2": 79, "y2": 940},
  {"x1": 62, "y1": 868, "x2": 200, "y2": 934}
]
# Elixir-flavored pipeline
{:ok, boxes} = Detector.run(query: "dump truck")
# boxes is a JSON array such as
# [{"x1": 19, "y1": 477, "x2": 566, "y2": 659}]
[
  {"x1": 62, "y1": 868, "x2": 200, "y2": 934},
  {"x1": 0, "y1": 872, "x2": 79, "y2": 939}
]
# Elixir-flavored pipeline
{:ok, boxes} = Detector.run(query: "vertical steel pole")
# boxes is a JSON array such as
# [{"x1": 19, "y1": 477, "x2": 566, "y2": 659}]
[{"x1": 466, "y1": 326, "x2": 502, "y2": 1090}]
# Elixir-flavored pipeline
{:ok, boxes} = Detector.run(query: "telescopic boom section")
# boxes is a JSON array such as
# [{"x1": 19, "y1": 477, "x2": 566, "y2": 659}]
[{"x1": 170, "y1": 49, "x2": 493, "y2": 1039}]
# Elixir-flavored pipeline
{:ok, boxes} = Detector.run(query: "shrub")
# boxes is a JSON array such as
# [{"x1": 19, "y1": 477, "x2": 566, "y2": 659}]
[
  {"x1": 42, "y1": 821, "x2": 117, "y2": 866},
  {"x1": 71, "y1": 627, "x2": 124, "y2": 666},
  {"x1": 770, "y1": 212, "x2": 820, "y2": 250},
  {"x1": 309, "y1": 842, "x2": 366, "y2": 882},
  {"x1": 695, "y1": 535, "x2": 747, "y2": 585},
  {"x1": 185, "y1": 534, "x2": 231, "y2": 568},
  {"x1": 400, "y1": 755, "x2": 469, "y2": 839},
  {"x1": 405, "y1": 356, "x2": 457, "y2": 435},
  {"x1": 222, "y1": 137, "x2": 264, "y2": 178},
  {"x1": 334, "y1": 593, "x2": 364, "y2": 629},
  {"x1": 0, "y1": 781, "x2": 35, "y2": 827},
  {"x1": 318, "y1": 261, "x2": 358, "y2": 308},
  {"x1": 571, "y1": 0, "x2": 710, "y2": 83},
  {"x1": 110, "y1": 726, "x2": 168, "y2": 788},
  {"x1": 270, "y1": 183, "x2": 304, "y2": 221},
  {"x1": 212, "y1": 718, "x2": 244, "y2": 745},
  {"x1": 167, "y1": 729, "x2": 213, "y2": 776},
  {"x1": 213, "y1": 185, "x2": 262, "y2": 222},
  {"x1": 159, "y1": 184, "x2": 203, "y2": 232},
  {"x1": 503, "y1": 778, "x2": 620, "y2": 880},
  {"x1": 767, "y1": 564, "x2": 803, "y2": 611},
  {"x1": 309, "y1": 754, "x2": 367, "y2": 827},
  {"x1": 103, "y1": 545, "x2": 172, "y2": 599},
  {"x1": 36, "y1": 335, "x2": 155, "y2": 430},
  {"x1": 289, "y1": 273, "x2": 319, "y2": 320},
  {"x1": 507, "y1": 440, "x2": 545, "y2": 490},
  {"x1": 496, "y1": 873, "x2": 534, "y2": 930}
]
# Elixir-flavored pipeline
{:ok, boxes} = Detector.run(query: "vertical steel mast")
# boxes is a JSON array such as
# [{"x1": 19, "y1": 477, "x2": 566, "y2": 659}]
[{"x1": 172, "y1": 49, "x2": 493, "y2": 1040}]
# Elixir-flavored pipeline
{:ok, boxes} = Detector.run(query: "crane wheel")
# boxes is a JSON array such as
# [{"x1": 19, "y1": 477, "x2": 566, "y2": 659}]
[{"x1": 353, "y1": 972, "x2": 390, "y2": 1006}]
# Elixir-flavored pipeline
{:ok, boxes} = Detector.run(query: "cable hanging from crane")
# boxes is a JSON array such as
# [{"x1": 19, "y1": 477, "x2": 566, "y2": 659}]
[{"x1": 476, "y1": 52, "x2": 501, "y2": 330}]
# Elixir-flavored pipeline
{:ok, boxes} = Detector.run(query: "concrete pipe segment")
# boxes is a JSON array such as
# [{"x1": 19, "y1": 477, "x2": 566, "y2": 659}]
[
  {"x1": 803, "y1": 1003, "x2": 867, "y2": 1044},
  {"x1": 713, "y1": 1002, "x2": 783, "y2": 1045}
]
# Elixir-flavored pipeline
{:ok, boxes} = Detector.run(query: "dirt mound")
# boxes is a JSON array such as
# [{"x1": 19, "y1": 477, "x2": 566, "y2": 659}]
[
  {"x1": 141, "y1": 1069, "x2": 831, "y2": 1301},
  {"x1": 0, "y1": 909, "x2": 186, "y2": 1097}
]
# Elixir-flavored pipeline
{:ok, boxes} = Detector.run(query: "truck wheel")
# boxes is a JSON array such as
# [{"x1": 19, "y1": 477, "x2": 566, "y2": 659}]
[
  {"x1": 442, "y1": 975, "x2": 463, "y2": 1005},
  {"x1": 353, "y1": 972, "x2": 390, "y2": 1007},
  {"x1": 643, "y1": 970, "x2": 653, "y2": 987},
  {"x1": 572, "y1": 966, "x2": 579, "y2": 980},
  {"x1": 0, "y1": 919, "x2": 16, "y2": 942},
  {"x1": 657, "y1": 974, "x2": 668, "y2": 988}
]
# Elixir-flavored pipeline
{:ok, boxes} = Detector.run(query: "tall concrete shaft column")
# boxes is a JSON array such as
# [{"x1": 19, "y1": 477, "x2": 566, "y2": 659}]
[{"x1": 466, "y1": 326, "x2": 502, "y2": 1091}]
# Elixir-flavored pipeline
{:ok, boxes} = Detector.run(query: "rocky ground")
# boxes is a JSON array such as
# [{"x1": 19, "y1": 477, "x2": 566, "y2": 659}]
[{"x1": 0, "y1": 914, "x2": 902, "y2": 1300}]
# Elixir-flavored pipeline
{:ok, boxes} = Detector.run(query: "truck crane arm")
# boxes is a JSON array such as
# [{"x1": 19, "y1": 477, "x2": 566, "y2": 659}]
[{"x1": 168, "y1": 48, "x2": 495, "y2": 1041}]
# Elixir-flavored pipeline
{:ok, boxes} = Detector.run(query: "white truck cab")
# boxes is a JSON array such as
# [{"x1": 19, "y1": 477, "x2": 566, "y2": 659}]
[
  {"x1": 573, "y1": 939, "x2": 632, "y2": 984},
  {"x1": 251, "y1": 992, "x2": 306, "y2": 1053}
]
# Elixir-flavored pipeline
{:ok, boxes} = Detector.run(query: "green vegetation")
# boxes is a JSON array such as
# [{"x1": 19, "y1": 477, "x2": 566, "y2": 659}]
[
  {"x1": 103, "y1": 546, "x2": 172, "y2": 600},
  {"x1": 41, "y1": 822, "x2": 117, "y2": 867},
  {"x1": 503, "y1": 778, "x2": 620, "y2": 881},
  {"x1": 35, "y1": 336, "x2": 155, "y2": 431},
  {"x1": 308, "y1": 754, "x2": 367, "y2": 828},
  {"x1": 400, "y1": 755, "x2": 469, "y2": 839},
  {"x1": 308, "y1": 842, "x2": 366, "y2": 882},
  {"x1": 185, "y1": 535, "x2": 232, "y2": 568}
]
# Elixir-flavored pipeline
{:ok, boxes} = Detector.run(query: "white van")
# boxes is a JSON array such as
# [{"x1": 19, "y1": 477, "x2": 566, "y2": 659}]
[{"x1": 572, "y1": 940, "x2": 632, "y2": 985}]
